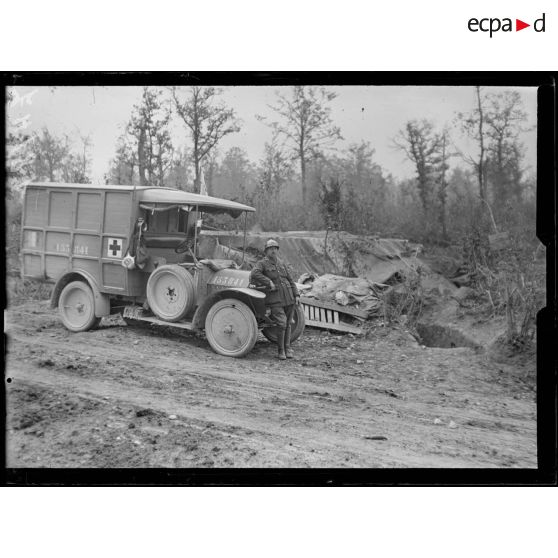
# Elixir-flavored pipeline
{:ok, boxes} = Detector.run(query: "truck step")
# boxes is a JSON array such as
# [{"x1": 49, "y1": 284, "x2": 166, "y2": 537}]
[{"x1": 122, "y1": 306, "x2": 195, "y2": 331}]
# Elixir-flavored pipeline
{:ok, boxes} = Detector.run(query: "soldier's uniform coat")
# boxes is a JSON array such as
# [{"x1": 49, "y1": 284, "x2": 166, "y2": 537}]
[{"x1": 250, "y1": 256, "x2": 299, "y2": 307}]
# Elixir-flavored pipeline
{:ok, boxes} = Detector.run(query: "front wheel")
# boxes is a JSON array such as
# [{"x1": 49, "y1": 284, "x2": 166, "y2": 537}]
[
  {"x1": 262, "y1": 304, "x2": 305, "y2": 344},
  {"x1": 205, "y1": 298, "x2": 258, "y2": 358},
  {"x1": 59, "y1": 281, "x2": 101, "y2": 332}
]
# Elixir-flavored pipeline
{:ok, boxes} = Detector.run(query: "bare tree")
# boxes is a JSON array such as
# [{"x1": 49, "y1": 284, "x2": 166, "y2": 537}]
[
  {"x1": 127, "y1": 87, "x2": 174, "y2": 186},
  {"x1": 202, "y1": 149, "x2": 220, "y2": 194},
  {"x1": 458, "y1": 87, "x2": 529, "y2": 226},
  {"x1": 457, "y1": 86, "x2": 488, "y2": 202},
  {"x1": 62, "y1": 134, "x2": 92, "y2": 183},
  {"x1": 209, "y1": 147, "x2": 257, "y2": 201},
  {"x1": 347, "y1": 142, "x2": 376, "y2": 190},
  {"x1": 261, "y1": 86, "x2": 343, "y2": 205},
  {"x1": 106, "y1": 133, "x2": 138, "y2": 185},
  {"x1": 172, "y1": 86, "x2": 240, "y2": 193},
  {"x1": 29, "y1": 127, "x2": 70, "y2": 182},
  {"x1": 345, "y1": 141, "x2": 388, "y2": 204},
  {"x1": 436, "y1": 129, "x2": 452, "y2": 240},
  {"x1": 258, "y1": 136, "x2": 293, "y2": 198},
  {"x1": 164, "y1": 147, "x2": 194, "y2": 191},
  {"x1": 394, "y1": 119, "x2": 442, "y2": 216},
  {"x1": 246, "y1": 138, "x2": 295, "y2": 231},
  {"x1": 25, "y1": 127, "x2": 93, "y2": 184},
  {"x1": 484, "y1": 91, "x2": 527, "y2": 206}
]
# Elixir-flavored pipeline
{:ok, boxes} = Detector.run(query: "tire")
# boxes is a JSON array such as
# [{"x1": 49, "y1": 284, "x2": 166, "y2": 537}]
[
  {"x1": 262, "y1": 304, "x2": 305, "y2": 344},
  {"x1": 146, "y1": 265, "x2": 195, "y2": 322},
  {"x1": 205, "y1": 298, "x2": 258, "y2": 358},
  {"x1": 58, "y1": 280, "x2": 101, "y2": 332}
]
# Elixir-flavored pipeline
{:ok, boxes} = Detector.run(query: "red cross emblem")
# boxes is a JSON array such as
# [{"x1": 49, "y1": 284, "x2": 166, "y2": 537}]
[{"x1": 107, "y1": 238, "x2": 122, "y2": 258}]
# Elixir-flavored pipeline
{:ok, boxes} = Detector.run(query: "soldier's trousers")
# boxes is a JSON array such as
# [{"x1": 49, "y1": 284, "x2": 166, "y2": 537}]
[{"x1": 270, "y1": 304, "x2": 295, "y2": 330}]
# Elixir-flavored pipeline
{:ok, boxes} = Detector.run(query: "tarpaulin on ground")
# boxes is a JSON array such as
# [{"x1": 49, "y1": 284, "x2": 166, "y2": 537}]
[
  {"x1": 202, "y1": 231, "x2": 417, "y2": 280},
  {"x1": 200, "y1": 230, "x2": 457, "y2": 299}
]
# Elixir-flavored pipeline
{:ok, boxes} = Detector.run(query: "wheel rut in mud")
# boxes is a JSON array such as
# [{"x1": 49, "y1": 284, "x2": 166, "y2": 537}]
[{"x1": 5, "y1": 301, "x2": 537, "y2": 469}]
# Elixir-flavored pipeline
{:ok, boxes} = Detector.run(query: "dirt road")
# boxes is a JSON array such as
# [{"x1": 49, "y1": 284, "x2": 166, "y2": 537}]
[{"x1": 5, "y1": 300, "x2": 537, "y2": 468}]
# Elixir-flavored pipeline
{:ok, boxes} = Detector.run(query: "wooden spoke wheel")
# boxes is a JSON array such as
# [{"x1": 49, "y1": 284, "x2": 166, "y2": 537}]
[
  {"x1": 205, "y1": 298, "x2": 258, "y2": 358},
  {"x1": 262, "y1": 304, "x2": 305, "y2": 344},
  {"x1": 146, "y1": 265, "x2": 195, "y2": 322},
  {"x1": 59, "y1": 281, "x2": 101, "y2": 332}
]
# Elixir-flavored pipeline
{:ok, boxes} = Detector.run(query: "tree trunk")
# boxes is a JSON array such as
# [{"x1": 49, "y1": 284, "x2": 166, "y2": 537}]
[
  {"x1": 300, "y1": 152, "x2": 307, "y2": 205},
  {"x1": 439, "y1": 134, "x2": 448, "y2": 241},
  {"x1": 206, "y1": 160, "x2": 215, "y2": 193},
  {"x1": 193, "y1": 127, "x2": 200, "y2": 192},
  {"x1": 440, "y1": 201, "x2": 447, "y2": 240},
  {"x1": 138, "y1": 127, "x2": 147, "y2": 186},
  {"x1": 129, "y1": 161, "x2": 135, "y2": 185},
  {"x1": 476, "y1": 86, "x2": 486, "y2": 202},
  {"x1": 194, "y1": 159, "x2": 200, "y2": 193},
  {"x1": 157, "y1": 155, "x2": 164, "y2": 187},
  {"x1": 147, "y1": 132, "x2": 153, "y2": 185}
]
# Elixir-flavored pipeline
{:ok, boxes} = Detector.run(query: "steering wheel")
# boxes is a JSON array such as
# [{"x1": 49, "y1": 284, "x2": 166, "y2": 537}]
[{"x1": 174, "y1": 238, "x2": 193, "y2": 254}]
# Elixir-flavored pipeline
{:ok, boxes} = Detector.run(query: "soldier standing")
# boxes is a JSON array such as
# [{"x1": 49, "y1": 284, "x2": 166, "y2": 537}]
[{"x1": 251, "y1": 239, "x2": 300, "y2": 360}]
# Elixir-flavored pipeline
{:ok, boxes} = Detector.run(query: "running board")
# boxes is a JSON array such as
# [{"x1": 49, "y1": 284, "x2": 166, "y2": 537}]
[{"x1": 122, "y1": 306, "x2": 195, "y2": 331}]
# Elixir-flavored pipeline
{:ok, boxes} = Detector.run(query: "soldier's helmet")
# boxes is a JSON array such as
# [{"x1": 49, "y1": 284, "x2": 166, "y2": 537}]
[{"x1": 264, "y1": 239, "x2": 280, "y2": 251}]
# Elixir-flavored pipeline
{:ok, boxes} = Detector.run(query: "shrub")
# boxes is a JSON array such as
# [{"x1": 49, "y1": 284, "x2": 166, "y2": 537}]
[
  {"x1": 382, "y1": 266, "x2": 425, "y2": 327},
  {"x1": 7, "y1": 277, "x2": 53, "y2": 306},
  {"x1": 460, "y1": 227, "x2": 544, "y2": 344}
]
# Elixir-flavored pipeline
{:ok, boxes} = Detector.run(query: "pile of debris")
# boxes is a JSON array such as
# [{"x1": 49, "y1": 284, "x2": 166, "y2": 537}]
[
  {"x1": 297, "y1": 273, "x2": 387, "y2": 318},
  {"x1": 295, "y1": 273, "x2": 390, "y2": 335}
]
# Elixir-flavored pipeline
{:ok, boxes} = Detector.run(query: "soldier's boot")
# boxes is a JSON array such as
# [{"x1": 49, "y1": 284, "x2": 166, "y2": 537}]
[
  {"x1": 284, "y1": 326, "x2": 294, "y2": 359},
  {"x1": 277, "y1": 329, "x2": 287, "y2": 360}
]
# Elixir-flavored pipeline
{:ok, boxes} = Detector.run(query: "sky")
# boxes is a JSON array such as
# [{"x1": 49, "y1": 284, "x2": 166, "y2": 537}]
[{"x1": 7, "y1": 85, "x2": 538, "y2": 184}]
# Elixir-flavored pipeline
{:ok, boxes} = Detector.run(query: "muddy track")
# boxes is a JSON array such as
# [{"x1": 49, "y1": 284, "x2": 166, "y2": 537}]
[{"x1": 5, "y1": 301, "x2": 537, "y2": 468}]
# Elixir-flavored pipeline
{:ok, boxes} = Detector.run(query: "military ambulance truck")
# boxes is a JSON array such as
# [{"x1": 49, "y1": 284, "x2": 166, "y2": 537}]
[{"x1": 20, "y1": 182, "x2": 304, "y2": 357}]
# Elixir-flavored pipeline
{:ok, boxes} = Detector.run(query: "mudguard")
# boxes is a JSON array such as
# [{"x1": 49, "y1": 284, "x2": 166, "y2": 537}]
[
  {"x1": 226, "y1": 287, "x2": 266, "y2": 299},
  {"x1": 51, "y1": 270, "x2": 110, "y2": 318},
  {"x1": 191, "y1": 287, "x2": 265, "y2": 331}
]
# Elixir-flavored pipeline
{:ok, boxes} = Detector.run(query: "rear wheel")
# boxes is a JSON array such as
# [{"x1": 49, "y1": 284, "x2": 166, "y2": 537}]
[
  {"x1": 146, "y1": 264, "x2": 195, "y2": 322},
  {"x1": 205, "y1": 298, "x2": 258, "y2": 358},
  {"x1": 262, "y1": 304, "x2": 305, "y2": 344},
  {"x1": 59, "y1": 281, "x2": 101, "y2": 332}
]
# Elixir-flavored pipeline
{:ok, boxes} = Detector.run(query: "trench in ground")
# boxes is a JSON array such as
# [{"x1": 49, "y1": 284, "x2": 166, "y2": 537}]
[{"x1": 416, "y1": 322, "x2": 480, "y2": 350}]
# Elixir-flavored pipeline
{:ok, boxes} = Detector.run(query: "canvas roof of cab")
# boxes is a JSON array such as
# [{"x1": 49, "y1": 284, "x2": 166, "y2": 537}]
[
  {"x1": 26, "y1": 183, "x2": 255, "y2": 218},
  {"x1": 139, "y1": 187, "x2": 255, "y2": 217}
]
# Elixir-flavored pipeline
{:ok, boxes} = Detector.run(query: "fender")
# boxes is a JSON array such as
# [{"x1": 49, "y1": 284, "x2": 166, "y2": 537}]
[
  {"x1": 50, "y1": 270, "x2": 110, "y2": 318},
  {"x1": 227, "y1": 287, "x2": 266, "y2": 299},
  {"x1": 191, "y1": 287, "x2": 265, "y2": 331}
]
